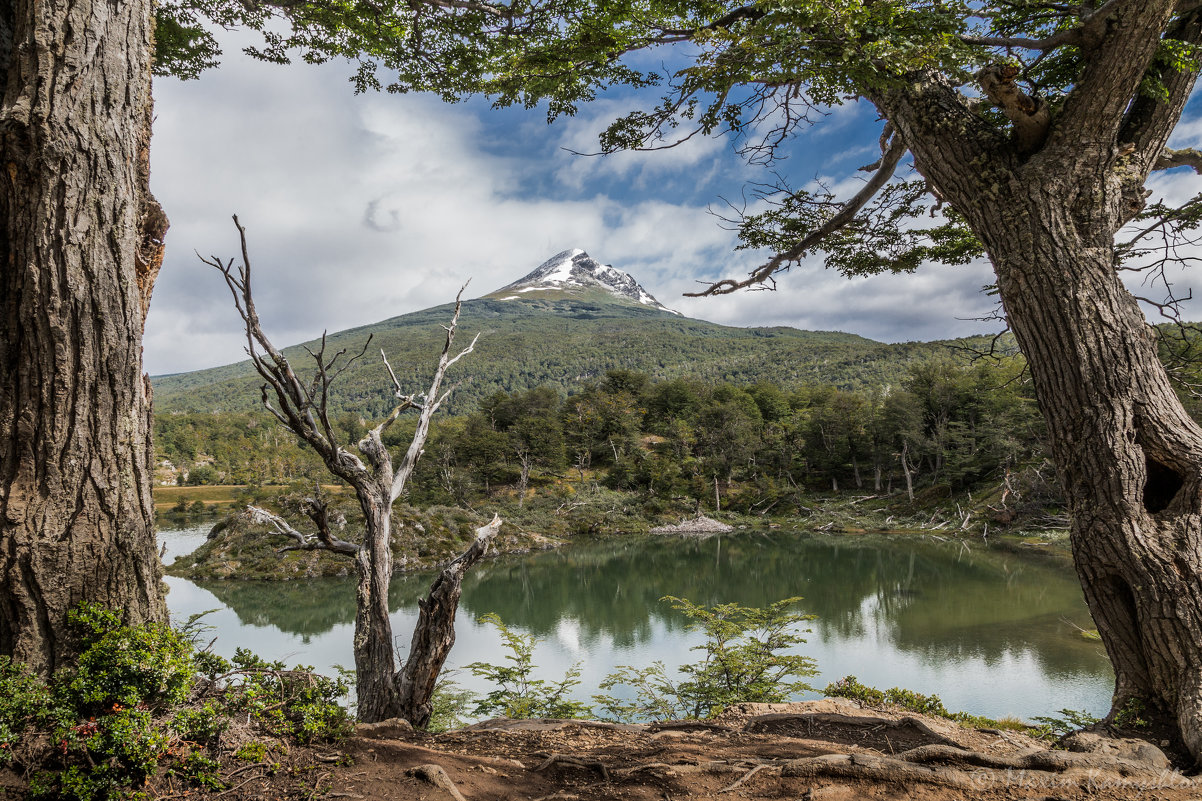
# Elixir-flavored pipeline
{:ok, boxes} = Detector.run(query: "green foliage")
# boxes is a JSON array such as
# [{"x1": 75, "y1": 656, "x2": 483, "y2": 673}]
[
  {"x1": 824, "y1": 676, "x2": 952, "y2": 717},
  {"x1": 220, "y1": 649, "x2": 354, "y2": 743},
  {"x1": 824, "y1": 676, "x2": 1037, "y2": 731},
  {"x1": 824, "y1": 675, "x2": 953, "y2": 714},
  {"x1": 64, "y1": 604, "x2": 194, "y2": 712},
  {"x1": 427, "y1": 674, "x2": 477, "y2": 732},
  {"x1": 597, "y1": 596, "x2": 818, "y2": 721},
  {"x1": 168, "y1": 749, "x2": 227, "y2": 791},
  {"x1": 1114, "y1": 696, "x2": 1149, "y2": 730},
  {"x1": 5, "y1": 605, "x2": 353, "y2": 801},
  {"x1": 0, "y1": 657, "x2": 51, "y2": 763},
  {"x1": 1029, "y1": 708, "x2": 1103, "y2": 741},
  {"x1": 171, "y1": 702, "x2": 229, "y2": 748},
  {"x1": 466, "y1": 613, "x2": 592, "y2": 720}
]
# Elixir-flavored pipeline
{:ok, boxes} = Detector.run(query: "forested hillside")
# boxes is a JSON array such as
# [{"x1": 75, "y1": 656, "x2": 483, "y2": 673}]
[{"x1": 151, "y1": 296, "x2": 1003, "y2": 417}]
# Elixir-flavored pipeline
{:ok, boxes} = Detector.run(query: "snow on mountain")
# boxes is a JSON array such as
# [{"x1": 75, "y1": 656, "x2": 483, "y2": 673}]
[{"x1": 491, "y1": 249, "x2": 680, "y2": 315}]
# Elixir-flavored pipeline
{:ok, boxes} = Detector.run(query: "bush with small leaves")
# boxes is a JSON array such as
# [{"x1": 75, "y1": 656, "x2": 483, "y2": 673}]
[
  {"x1": 63, "y1": 604, "x2": 193, "y2": 712},
  {"x1": 598, "y1": 596, "x2": 818, "y2": 722},
  {"x1": 220, "y1": 649, "x2": 353, "y2": 743},
  {"x1": 0, "y1": 656, "x2": 51, "y2": 764},
  {"x1": 466, "y1": 613, "x2": 592, "y2": 720}
]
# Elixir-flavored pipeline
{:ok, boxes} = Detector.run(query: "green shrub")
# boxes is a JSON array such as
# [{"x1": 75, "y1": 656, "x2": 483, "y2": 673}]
[
  {"x1": 596, "y1": 596, "x2": 818, "y2": 721},
  {"x1": 823, "y1": 675, "x2": 885, "y2": 706},
  {"x1": 1030, "y1": 708, "x2": 1103, "y2": 740},
  {"x1": 0, "y1": 656, "x2": 51, "y2": 763},
  {"x1": 427, "y1": 674, "x2": 476, "y2": 732},
  {"x1": 825, "y1": 675, "x2": 1030, "y2": 731},
  {"x1": 7, "y1": 604, "x2": 352, "y2": 800},
  {"x1": 64, "y1": 604, "x2": 193, "y2": 712},
  {"x1": 466, "y1": 613, "x2": 592, "y2": 720},
  {"x1": 220, "y1": 649, "x2": 353, "y2": 743},
  {"x1": 171, "y1": 702, "x2": 228, "y2": 749},
  {"x1": 168, "y1": 749, "x2": 226, "y2": 791},
  {"x1": 824, "y1": 676, "x2": 949, "y2": 716}
]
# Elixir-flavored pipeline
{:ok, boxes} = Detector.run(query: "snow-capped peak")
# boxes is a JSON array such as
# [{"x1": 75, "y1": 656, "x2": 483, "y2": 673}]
[{"x1": 491, "y1": 250, "x2": 680, "y2": 315}]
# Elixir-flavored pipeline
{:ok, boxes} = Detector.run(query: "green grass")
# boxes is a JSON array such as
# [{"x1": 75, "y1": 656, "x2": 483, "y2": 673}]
[{"x1": 153, "y1": 485, "x2": 247, "y2": 511}]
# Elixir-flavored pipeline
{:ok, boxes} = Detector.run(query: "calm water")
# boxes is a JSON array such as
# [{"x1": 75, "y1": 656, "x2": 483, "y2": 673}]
[{"x1": 159, "y1": 526, "x2": 1113, "y2": 721}]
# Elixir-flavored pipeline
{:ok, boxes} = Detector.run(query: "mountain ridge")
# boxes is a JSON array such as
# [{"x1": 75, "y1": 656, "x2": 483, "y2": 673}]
[{"x1": 151, "y1": 250, "x2": 999, "y2": 417}]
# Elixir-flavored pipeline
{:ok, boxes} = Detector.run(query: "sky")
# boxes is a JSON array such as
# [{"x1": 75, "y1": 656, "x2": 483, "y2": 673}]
[{"x1": 144, "y1": 32, "x2": 1202, "y2": 376}]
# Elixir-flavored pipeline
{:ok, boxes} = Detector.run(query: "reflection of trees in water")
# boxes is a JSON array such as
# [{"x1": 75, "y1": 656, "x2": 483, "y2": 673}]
[
  {"x1": 197, "y1": 533, "x2": 1110, "y2": 682},
  {"x1": 196, "y1": 578, "x2": 358, "y2": 636}
]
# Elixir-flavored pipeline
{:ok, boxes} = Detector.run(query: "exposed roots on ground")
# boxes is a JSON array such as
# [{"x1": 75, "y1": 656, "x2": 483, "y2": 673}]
[{"x1": 6, "y1": 698, "x2": 1194, "y2": 800}]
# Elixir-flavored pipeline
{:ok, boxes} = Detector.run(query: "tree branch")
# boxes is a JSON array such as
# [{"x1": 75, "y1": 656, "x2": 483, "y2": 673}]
[
  {"x1": 1120, "y1": 7, "x2": 1202, "y2": 177},
  {"x1": 202, "y1": 217, "x2": 371, "y2": 487},
  {"x1": 393, "y1": 513, "x2": 503, "y2": 728},
  {"x1": 389, "y1": 286, "x2": 478, "y2": 503},
  {"x1": 960, "y1": 0, "x2": 1125, "y2": 51},
  {"x1": 686, "y1": 128, "x2": 907, "y2": 297},
  {"x1": 245, "y1": 504, "x2": 360, "y2": 557},
  {"x1": 1155, "y1": 147, "x2": 1202, "y2": 174},
  {"x1": 1053, "y1": 0, "x2": 1179, "y2": 150}
]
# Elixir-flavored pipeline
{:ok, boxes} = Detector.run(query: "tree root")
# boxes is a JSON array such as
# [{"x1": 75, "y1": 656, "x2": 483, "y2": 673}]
[
  {"x1": 718, "y1": 763, "x2": 776, "y2": 793},
  {"x1": 533, "y1": 752, "x2": 611, "y2": 781},
  {"x1": 746, "y1": 711, "x2": 962, "y2": 747},
  {"x1": 781, "y1": 744, "x2": 1199, "y2": 790},
  {"x1": 407, "y1": 763, "x2": 468, "y2": 801}
]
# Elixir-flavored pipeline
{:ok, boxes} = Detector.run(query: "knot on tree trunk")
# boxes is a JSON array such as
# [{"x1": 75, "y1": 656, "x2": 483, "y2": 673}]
[{"x1": 976, "y1": 64, "x2": 1050, "y2": 155}]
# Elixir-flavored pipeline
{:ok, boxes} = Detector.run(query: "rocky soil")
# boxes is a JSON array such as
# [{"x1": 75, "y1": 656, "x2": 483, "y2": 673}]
[{"x1": 87, "y1": 699, "x2": 1197, "y2": 801}]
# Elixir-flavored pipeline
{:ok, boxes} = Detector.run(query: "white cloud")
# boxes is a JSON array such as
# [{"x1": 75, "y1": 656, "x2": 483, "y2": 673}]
[{"x1": 145, "y1": 37, "x2": 1006, "y2": 376}]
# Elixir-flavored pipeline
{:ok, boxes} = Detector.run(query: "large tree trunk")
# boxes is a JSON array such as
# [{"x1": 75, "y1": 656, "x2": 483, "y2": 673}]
[
  {"x1": 0, "y1": 0, "x2": 167, "y2": 671},
  {"x1": 875, "y1": 44, "x2": 1202, "y2": 752},
  {"x1": 985, "y1": 191, "x2": 1202, "y2": 756}
]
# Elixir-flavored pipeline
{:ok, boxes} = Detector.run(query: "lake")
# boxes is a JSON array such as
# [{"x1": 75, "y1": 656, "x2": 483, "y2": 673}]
[{"x1": 159, "y1": 526, "x2": 1113, "y2": 722}]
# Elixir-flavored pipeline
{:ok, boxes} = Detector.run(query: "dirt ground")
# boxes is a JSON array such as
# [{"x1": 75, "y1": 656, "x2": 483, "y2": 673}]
[{"x1": 123, "y1": 699, "x2": 1202, "y2": 801}]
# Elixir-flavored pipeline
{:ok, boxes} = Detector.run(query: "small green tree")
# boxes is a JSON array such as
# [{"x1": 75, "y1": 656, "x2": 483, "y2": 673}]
[
  {"x1": 466, "y1": 613, "x2": 592, "y2": 720},
  {"x1": 596, "y1": 596, "x2": 818, "y2": 722}
]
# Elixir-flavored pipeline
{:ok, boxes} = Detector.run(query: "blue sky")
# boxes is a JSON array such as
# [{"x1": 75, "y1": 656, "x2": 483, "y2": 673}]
[{"x1": 143, "y1": 32, "x2": 1202, "y2": 376}]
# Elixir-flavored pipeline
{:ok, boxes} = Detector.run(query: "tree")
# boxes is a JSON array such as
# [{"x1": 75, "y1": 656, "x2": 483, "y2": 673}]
[
  {"x1": 0, "y1": 0, "x2": 517, "y2": 672},
  {"x1": 435, "y1": 0, "x2": 1202, "y2": 758},
  {"x1": 0, "y1": 0, "x2": 169, "y2": 671},
  {"x1": 205, "y1": 218, "x2": 499, "y2": 725}
]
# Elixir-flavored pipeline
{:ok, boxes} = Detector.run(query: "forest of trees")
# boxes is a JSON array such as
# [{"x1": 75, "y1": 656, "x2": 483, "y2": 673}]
[{"x1": 156, "y1": 357, "x2": 1049, "y2": 514}]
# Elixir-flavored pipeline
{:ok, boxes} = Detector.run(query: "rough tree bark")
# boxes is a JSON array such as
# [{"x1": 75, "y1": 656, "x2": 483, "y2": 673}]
[
  {"x1": 253, "y1": 503, "x2": 501, "y2": 725},
  {"x1": 209, "y1": 221, "x2": 495, "y2": 723},
  {"x1": 871, "y1": 0, "x2": 1202, "y2": 756},
  {"x1": 0, "y1": 0, "x2": 168, "y2": 671}
]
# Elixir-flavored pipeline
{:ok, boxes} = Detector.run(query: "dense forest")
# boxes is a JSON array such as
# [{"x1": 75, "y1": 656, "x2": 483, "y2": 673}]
[
  {"x1": 155, "y1": 354, "x2": 1051, "y2": 517},
  {"x1": 150, "y1": 297, "x2": 1007, "y2": 417}
]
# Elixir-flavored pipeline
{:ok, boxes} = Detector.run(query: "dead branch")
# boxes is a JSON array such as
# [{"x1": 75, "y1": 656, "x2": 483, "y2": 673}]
[
  {"x1": 394, "y1": 514, "x2": 503, "y2": 728},
  {"x1": 246, "y1": 504, "x2": 360, "y2": 557},
  {"x1": 205, "y1": 217, "x2": 495, "y2": 725}
]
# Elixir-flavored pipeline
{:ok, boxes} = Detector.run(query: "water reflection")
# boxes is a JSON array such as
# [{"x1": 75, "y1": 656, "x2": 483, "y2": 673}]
[{"x1": 162, "y1": 530, "x2": 1113, "y2": 720}]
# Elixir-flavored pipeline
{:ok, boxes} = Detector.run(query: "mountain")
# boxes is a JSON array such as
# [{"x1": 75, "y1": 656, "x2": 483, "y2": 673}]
[
  {"x1": 484, "y1": 249, "x2": 680, "y2": 315},
  {"x1": 152, "y1": 250, "x2": 997, "y2": 418}
]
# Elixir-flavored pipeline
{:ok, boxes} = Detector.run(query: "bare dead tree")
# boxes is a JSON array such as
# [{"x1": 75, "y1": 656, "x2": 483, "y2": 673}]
[{"x1": 201, "y1": 215, "x2": 499, "y2": 725}]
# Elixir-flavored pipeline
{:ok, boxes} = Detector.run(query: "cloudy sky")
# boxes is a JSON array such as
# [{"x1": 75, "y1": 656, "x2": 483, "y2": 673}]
[{"x1": 144, "y1": 34, "x2": 1202, "y2": 376}]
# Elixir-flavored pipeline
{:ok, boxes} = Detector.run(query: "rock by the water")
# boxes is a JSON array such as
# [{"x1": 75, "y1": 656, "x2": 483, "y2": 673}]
[{"x1": 650, "y1": 515, "x2": 734, "y2": 534}]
